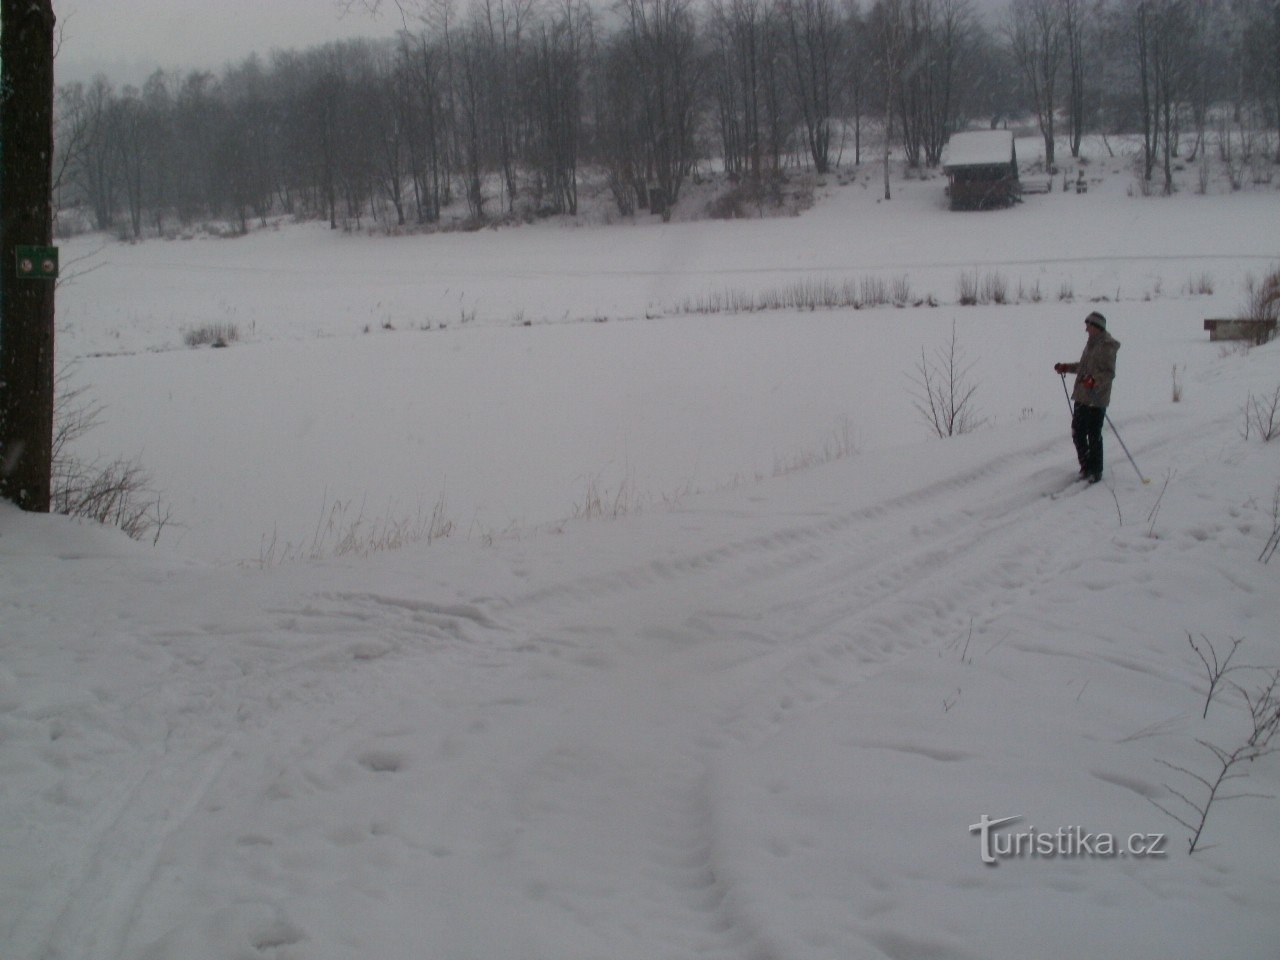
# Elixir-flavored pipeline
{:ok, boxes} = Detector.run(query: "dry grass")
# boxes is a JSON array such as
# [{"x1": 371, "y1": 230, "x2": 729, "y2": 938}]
[
  {"x1": 1186, "y1": 272, "x2": 1215, "y2": 296},
  {"x1": 255, "y1": 490, "x2": 455, "y2": 566},
  {"x1": 772, "y1": 418, "x2": 856, "y2": 476},
  {"x1": 183, "y1": 322, "x2": 239, "y2": 348},
  {"x1": 957, "y1": 270, "x2": 1013, "y2": 306},
  {"x1": 674, "y1": 273, "x2": 920, "y2": 316}
]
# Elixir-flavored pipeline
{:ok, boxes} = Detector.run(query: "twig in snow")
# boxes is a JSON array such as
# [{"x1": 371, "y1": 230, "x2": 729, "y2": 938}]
[{"x1": 1188, "y1": 633, "x2": 1246, "y2": 719}]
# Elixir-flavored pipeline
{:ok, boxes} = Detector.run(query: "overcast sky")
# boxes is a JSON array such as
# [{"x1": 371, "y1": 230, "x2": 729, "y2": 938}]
[
  {"x1": 54, "y1": 0, "x2": 401, "y2": 86},
  {"x1": 54, "y1": 0, "x2": 1010, "y2": 88}
]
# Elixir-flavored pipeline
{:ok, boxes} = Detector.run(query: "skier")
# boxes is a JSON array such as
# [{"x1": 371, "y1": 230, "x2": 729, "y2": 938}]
[{"x1": 1054, "y1": 312, "x2": 1120, "y2": 484}]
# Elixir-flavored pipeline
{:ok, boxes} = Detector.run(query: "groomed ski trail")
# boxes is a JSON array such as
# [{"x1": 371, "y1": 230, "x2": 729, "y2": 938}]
[{"x1": 8, "y1": 413, "x2": 1189, "y2": 960}]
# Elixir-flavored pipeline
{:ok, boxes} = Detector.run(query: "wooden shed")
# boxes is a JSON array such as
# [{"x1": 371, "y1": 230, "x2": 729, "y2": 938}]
[{"x1": 941, "y1": 131, "x2": 1019, "y2": 210}]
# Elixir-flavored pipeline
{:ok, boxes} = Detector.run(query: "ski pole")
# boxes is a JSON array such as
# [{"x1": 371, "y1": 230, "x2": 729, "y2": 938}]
[
  {"x1": 1058, "y1": 373, "x2": 1074, "y2": 416},
  {"x1": 1105, "y1": 413, "x2": 1150, "y2": 485}
]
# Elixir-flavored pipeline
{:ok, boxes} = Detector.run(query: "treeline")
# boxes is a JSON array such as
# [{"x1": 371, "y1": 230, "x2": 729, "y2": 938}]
[{"x1": 56, "y1": 0, "x2": 1280, "y2": 236}]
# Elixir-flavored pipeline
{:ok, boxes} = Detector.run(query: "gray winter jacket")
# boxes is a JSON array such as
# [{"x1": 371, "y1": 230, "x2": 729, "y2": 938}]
[{"x1": 1063, "y1": 330, "x2": 1120, "y2": 408}]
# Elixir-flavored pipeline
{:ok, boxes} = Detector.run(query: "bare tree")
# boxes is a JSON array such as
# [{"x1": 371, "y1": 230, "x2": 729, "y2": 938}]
[
  {"x1": 708, "y1": 0, "x2": 772, "y2": 178},
  {"x1": 529, "y1": 0, "x2": 593, "y2": 214},
  {"x1": 52, "y1": 82, "x2": 94, "y2": 224},
  {"x1": 1060, "y1": 0, "x2": 1092, "y2": 159},
  {"x1": 777, "y1": 0, "x2": 844, "y2": 173},
  {"x1": 616, "y1": 0, "x2": 702, "y2": 219},
  {"x1": 868, "y1": 0, "x2": 908, "y2": 198},
  {"x1": 404, "y1": 29, "x2": 455, "y2": 222},
  {"x1": 112, "y1": 88, "x2": 148, "y2": 238},
  {"x1": 596, "y1": 34, "x2": 642, "y2": 215},
  {"x1": 170, "y1": 71, "x2": 221, "y2": 223},
  {"x1": 1240, "y1": 0, "x2": 1280, "y2": 163},
  {"x1": 220, "y1": 56, "x2": 280, "y2": 231},
  {"x1": 139, "y1": 71, "x2": 177, "y2": 234},
  {"x1": 1119, "y1": 0, "x2": 1195, "y2": 193},
  {"x1": 1006, "y1": 0, "x2": 1066, "y2": 169},
  {"x1": 454, "y1": 18, "x2": 492, "y2": 218},
  {"x1": 1150, "y1": 1, "x2": 1193, "y2": 193},
  {"x1": 844, "y1": 2, "x2": 869, "y2": 165},
  {"x1": 75, "y1": 76, "x2": 120, "y2": 231},
  {"x1": 897, "y1": 0, "x2": 976, "y2": 168}
]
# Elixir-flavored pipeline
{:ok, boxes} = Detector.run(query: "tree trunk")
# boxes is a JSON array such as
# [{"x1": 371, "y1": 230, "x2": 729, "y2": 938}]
[{"x1": 1, "y1": 0, "x2": 57, "y2": 511}]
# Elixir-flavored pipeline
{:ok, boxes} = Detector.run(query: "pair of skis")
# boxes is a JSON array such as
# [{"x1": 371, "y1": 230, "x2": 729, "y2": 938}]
[{"x1": 1048, "y1": 474, "x2": 1096, "y2": 500}]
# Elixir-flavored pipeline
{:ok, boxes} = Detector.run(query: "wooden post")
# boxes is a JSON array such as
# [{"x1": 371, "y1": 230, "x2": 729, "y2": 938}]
[{"x1": 0, "y1": 0, "x2": 57, "y2": 511}]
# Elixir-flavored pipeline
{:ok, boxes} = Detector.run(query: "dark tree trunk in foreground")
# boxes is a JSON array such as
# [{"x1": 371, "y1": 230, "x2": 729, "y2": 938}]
[{"x1": 1, "y1": 0, "x2": 57, "y2": 511}]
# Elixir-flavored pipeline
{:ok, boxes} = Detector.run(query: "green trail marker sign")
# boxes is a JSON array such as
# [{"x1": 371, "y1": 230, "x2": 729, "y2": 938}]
[{"x1": 15, "y1": 245, "x2": 58, "y2": 280}]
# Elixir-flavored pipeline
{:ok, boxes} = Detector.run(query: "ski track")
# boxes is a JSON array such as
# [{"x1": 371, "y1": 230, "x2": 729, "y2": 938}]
[{"x1": 28, "y1": 412, "x2": 1197, "y2": 959}]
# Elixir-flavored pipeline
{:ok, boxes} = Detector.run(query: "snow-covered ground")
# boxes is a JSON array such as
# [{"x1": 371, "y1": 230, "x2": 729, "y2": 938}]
[{"x1": 4, "y1": 147, "x2": 1280, "y2": 959}]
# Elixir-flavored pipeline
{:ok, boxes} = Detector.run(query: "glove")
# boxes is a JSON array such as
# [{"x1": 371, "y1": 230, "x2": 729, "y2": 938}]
[
  {"x1": 1054, "y1": 363, "x2": 1067, "y2": 374},
  {"x1": 1082, "y1": 376, "x2": 1096, "y2": 389}
]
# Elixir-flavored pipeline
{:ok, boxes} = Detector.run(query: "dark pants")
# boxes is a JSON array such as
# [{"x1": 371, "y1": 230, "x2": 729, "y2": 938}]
[{"x1": 1072, "y1": 403, "x2": 1106, "y2": 478}]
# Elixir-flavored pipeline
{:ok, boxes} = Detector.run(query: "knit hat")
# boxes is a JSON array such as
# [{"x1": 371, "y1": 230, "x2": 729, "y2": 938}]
[{"x1": 1085, "y1": 311, "x2": 1107, "y2": 330}]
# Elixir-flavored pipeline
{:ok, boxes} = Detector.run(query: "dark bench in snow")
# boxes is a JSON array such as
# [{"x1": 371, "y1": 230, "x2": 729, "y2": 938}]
[{"x1": 1204, "y1": 318, "x2": 1278, "y2": 342}]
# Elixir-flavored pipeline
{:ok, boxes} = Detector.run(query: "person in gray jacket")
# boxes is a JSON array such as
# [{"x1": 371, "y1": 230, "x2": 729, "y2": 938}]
[{"x1": 1054, "y1": 312, "x2": 1120, "y2": 483}]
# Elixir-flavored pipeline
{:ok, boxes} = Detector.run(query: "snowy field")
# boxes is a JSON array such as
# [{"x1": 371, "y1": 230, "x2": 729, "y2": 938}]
[
  {"x1": 3, "y1": 145, "x2": 1280, "y2": 959},
  {"x1": 55, "y1": 155, "x2": 1280, "y2": 562}
]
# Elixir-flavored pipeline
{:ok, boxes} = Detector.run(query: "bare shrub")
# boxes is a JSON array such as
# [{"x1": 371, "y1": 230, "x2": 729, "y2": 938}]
[
  {"x1": 786, "y1": 177, "x2": 817, "y2": 216},
  {"x1": 957, "y1": 271, "x2": 979, "y2": 306},
  {"x1": 1187, "y1": 633, "x2": 1247, "y2": 719},
  {"x1": 704, "y1": 184, "x2": 754, "y2": 220},
  {"x1": 1219, "y1": 341, "x2": 1252, "y2": 359},
  {"x1": 1261, "y1": 481, "x2": 1280, "y2": 564},
  {"x1": 52, "y1": 374, "x2": 171, "y2": 544},
  {"x1": 183, "y1": 322, "x2": 239, "y2": 348},
  {"x1": 1154, "y1": 671, "x2": 1280, "y2": 853},
  {"x1": 908, "y1": 321, "x2": 986, "y2": 438},
  {"x1": 704, "y1": 173, "x2": 812, "y2": 220},
  {"x1": 1240, "y1": 264, "x2": 1280, "y2": 342},
  {"x1": 1243, "y1": 385, "x2": 1280, "y2": 441},
  {"x1": 1131, "y1": 156, "x2": 1157, "y2": 197},
  {"x1": 890, "y1": 275, "x2": 913, "y2": 308},
  {"x1": 53, "y1": 458, "x2": 170, "y2": 543}
]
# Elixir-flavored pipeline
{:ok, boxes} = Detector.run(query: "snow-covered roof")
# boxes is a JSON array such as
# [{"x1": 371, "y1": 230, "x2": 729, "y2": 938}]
[{"x1": 942, "y1": 130, "x2": 1015, "y2": 169}]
